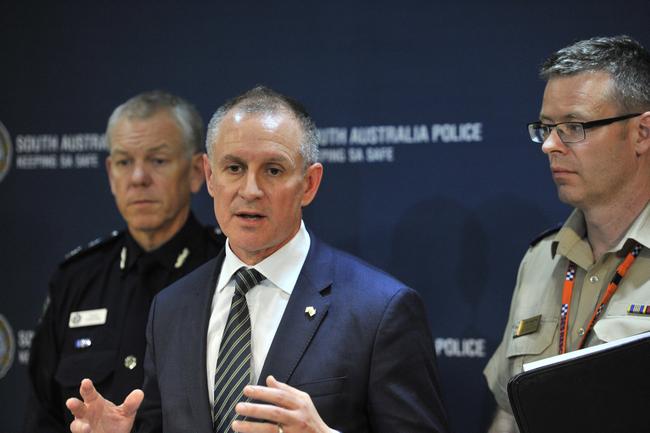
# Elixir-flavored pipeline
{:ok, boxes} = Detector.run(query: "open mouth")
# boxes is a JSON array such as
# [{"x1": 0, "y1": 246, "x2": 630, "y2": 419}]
[{"x1": 236, "y1": 212, "x2": 264, "y2": 220}]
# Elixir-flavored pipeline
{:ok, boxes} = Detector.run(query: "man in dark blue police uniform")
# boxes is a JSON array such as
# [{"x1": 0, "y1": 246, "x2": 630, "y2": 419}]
[{"x1": 24, "y1": 91, "x2": 225, "y2": 432}]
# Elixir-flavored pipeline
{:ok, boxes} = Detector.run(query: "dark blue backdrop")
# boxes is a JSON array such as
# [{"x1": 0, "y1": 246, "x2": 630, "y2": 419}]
[{"x1": 2, "y1": 1, "x2": 648, "y2": 432}]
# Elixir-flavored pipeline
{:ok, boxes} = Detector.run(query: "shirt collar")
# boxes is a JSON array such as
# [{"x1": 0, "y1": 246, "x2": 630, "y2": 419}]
[
  {"x1": 614, "y1": 200, "x2": 650, "y2": 251},
  {"x1": 552, "y1": 208, "x2": 592, "y2": 268},
  {"x1": 552, "y1": 201, "x2": 650, "y2": 268},
  {"x1": 217, "y1": 221, "x2": 311, "y2": 295}
]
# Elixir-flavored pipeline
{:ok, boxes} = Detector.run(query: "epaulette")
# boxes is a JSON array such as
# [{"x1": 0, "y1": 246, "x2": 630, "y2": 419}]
[
  {"x1": 529, "y1": 223, "x2": 563, "y2": 247},
  {"x1": 62, "y1": 230, "x2": 123, "y2": 263}
]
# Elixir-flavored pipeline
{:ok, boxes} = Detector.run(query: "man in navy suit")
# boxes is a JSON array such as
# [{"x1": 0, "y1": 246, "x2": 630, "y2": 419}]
[{"x1": 66, "y1": 86, "x2": 448, "y2": 433}]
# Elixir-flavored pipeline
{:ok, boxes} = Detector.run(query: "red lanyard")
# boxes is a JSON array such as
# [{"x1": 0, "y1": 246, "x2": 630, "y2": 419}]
[{"x1": 558, "y1": 242, "x2": 642, "y2": 354}]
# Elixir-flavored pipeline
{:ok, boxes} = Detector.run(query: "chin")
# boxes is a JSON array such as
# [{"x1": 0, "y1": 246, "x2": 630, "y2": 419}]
[
  {"x1": 127, "y1": 216, "x2": 165, "y2": 233},
  {"x1": 556, "y1": 189, "x2": 584, "y2": 208},
  {"x1": 230, "y1": 235, "x2": 277, "y2": 257},
  {"x1": 234, "y1": 237, "x2": 269, "y2": 253}
]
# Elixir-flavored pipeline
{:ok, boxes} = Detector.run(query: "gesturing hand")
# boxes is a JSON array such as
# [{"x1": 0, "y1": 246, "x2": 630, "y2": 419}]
[
  {"x1": 232, "y1": 375, "x2": 335, "y2": 433},
  {"x1": 65, "y1": 378, "x2": 144, "y2": 433}
]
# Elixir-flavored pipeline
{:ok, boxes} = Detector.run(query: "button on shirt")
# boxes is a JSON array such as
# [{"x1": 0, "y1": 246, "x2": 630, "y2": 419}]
[
  {"x1": 25, "y1": 213, "x2": 225, "y2": 432},
  {"x1": 206, "y1": 221, "x2": 310, "y2": 406}
]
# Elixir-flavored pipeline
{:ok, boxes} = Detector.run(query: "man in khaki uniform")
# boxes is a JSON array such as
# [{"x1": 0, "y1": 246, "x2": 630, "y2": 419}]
[{"x1": 484, "y1": 35, "x2": 650, "y2": 432}]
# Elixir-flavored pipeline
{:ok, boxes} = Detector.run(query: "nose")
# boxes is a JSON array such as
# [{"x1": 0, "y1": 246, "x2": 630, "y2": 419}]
[
  {"x1": 239, "y1": 171, "x2": 263, "y2": 200},
  {"x1": 541, "y1": 128, "x2": 568, "y2": 155},
  {"x1": 130, "y1": 161, "x2": 151, "y2": 186}
]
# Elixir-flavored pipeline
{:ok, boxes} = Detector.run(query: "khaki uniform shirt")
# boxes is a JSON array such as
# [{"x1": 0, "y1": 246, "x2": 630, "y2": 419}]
[{"x1": 484, "y1": 202, "x2": 650, "y2": 413}]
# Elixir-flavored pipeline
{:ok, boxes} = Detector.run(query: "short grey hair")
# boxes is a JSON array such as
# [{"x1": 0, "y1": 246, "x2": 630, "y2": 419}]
[
  {"x1": 540, "y1": 35, "x2": 650, "y2": 112},
  {"x1": 106, "y1": 90, "x2": 204, "y2": 157},
  {"x1": 205, "y1": 86, "x2": 319, "y2": 167}
]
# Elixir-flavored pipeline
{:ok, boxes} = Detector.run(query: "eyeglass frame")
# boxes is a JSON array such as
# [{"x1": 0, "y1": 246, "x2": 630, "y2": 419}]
[{"x1": 527, "y1": 112, "x2": 642, "y2": 144}]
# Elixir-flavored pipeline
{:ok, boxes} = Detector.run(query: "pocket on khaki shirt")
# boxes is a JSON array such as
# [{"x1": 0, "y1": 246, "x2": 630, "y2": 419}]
[
  {"x1": 506, "y1": 317, "x2": 558, "y2": 359},
  {"x1": 594, "y1": 300, "x2": 650, "y2": 342}
]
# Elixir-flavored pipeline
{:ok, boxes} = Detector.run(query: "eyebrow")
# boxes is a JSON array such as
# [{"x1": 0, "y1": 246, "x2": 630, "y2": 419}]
[
  {"x1": 220, "y1": 154, "x2": 245, "y2": 165},
  {"x1": 146, "y1": 144, "x2": 173, "y2": 153},
  {"x1": 265, "y1": 155, "x2": 292, "y2": 165},
  {"x1": 539, "y1": 112, "x2": 586, "y2": 123}
]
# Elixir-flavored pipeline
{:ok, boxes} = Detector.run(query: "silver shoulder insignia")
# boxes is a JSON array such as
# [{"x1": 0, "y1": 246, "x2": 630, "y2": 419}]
[
  {"x1": 174, "y1": 248, "x2": 190, "y2": 269},
  {"x1": 119, "y1": 246, "x2": 127, "y2": 270}
]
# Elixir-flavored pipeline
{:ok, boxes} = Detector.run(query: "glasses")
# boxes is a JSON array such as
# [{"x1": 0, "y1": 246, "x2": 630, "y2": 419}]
[{"x1": 527, "y1": 113, "x2": 642, "y2": 144}]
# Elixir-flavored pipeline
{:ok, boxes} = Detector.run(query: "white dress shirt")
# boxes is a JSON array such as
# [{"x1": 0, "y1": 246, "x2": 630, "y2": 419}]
[{"x1": 206, "y1": 221, "x2": 311, "y2": 406}]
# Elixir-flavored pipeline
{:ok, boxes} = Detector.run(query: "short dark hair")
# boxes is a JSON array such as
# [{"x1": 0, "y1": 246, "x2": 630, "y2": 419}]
[
  {"x1": 107, "y1": 90, "x2": 204, "y2": 157},
  {"x1": 205, "y1": 86, "x2": 319, "y2": 166},
  {"x1": 540, "y1": 35, "x2": 650, "y2": 112}
]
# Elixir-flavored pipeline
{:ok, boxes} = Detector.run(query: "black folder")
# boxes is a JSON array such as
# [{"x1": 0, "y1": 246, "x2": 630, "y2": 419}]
[{"x1": 507, "y1": 332, "x2": 650, "y2": 433}]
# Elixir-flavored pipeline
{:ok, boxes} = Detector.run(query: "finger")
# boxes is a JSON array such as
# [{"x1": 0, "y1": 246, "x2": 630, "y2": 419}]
[
  {"x1": 265, "y1": 375, "x2": 291, "y2": 391},
  {"x1": 69, "y1": 418, "x2": 91, "y2": 433},
  {"x1": 120, "y1": 389, "x2": 144, "y2": 417},
  {"x1": 66, "y1": 397, "x2": 87, "y2": 419},
  {"x1": 260, "y1": 375, "x2": 306, "y2": 406},
  {"x1": 235, "y1": 401, "x2": 289, "y2": 425},
  {"x1": 79, "y1": 378, "x2": 100, "y2": 404},
  {"x1": 231, "y1": 418, "x2": 281, "y2": 433},
  {"x1": 243, "y1": 385, "x2": 291, "y2": 408}
]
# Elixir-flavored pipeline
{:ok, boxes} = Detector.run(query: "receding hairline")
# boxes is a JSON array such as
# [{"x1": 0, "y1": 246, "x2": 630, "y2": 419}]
[
  {"x1": 106, "y1": 90, "x2": 205, "y2": 157},
  {"x1": 538, "y1": 35, "x2": 650, "y2": 112},
  {"x1": 542, "y1": 69, "x2": 622, "y2": 114},
  {"x1": 205, "y1": 85, "x2": 320, "y2": 167},
  {"x1": 208, "y1": 106, "x2": 306, "y2": 150},
  {"x1": 107, "y1": 109, "x2": 190, "y2": 155},
  {"x1": 108, "y1": 106, "x2": 179, "y2": 137}
]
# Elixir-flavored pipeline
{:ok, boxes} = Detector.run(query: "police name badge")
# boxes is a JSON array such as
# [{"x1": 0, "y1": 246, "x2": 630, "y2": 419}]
[
  {"x1": 69, "y1": 308, "x2": 108, "y2": 328},
  {"x1": 514, "y1": 314, "x2": 542, "y2": 338}
]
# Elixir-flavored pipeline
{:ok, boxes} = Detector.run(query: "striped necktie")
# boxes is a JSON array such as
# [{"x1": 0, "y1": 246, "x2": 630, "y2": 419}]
[{"x1": 213, "y1": 267, "x2": 265, "y2": 433}]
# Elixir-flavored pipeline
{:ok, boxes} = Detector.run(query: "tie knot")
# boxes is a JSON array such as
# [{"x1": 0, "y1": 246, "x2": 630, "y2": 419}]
[{"x1": 233, "y1": 267, "x2": 265, "y2": 295}]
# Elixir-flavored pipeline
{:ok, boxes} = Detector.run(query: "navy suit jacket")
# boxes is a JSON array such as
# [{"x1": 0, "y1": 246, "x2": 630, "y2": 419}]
[{"x1": 137, "y1": 235, "x2": 448, "y2": 433}]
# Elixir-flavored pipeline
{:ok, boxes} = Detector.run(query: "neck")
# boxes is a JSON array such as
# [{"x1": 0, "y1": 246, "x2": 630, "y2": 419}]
[
  {"x1": 129, "y1": 209, "x2": 190, "y2": 252},
  {"x1": 583, "y1": 193, "x2": 649, "y2": 261},
  {"x1": 231, "y1": 221, "x2": 302, "y2": 266}
]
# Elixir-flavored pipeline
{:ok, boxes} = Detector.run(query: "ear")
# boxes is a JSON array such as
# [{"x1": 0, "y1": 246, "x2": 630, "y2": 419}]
[
  {"x1": 300, "y1": 163, "x2": 323, "y2": 207},
  {"x1": 189, "y1": 153, "x2": 205, "y2": 193},
  {"x1": 105, "y1": 156, "x2": 117, "y2": 195},
  {"x1": 203, "y1": 153, "x2": 216, "y2": 198},
  {"x1": 635, "y1": 111, "x2": 650, "y2": 156}
]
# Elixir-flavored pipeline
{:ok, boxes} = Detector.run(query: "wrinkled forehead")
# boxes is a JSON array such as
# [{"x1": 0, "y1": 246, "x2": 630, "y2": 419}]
[{"x1": 109, "y1": 112, "x2": 186, "y2": 154}]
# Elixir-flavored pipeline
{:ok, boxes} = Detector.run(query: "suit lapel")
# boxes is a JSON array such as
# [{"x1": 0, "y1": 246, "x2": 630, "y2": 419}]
[
  {"x1": 182, "y1": 253, "x2": 225, "y2": 433},
  {"x1": 258, "y1": 237, "x2": 333, "y2": 385}
]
